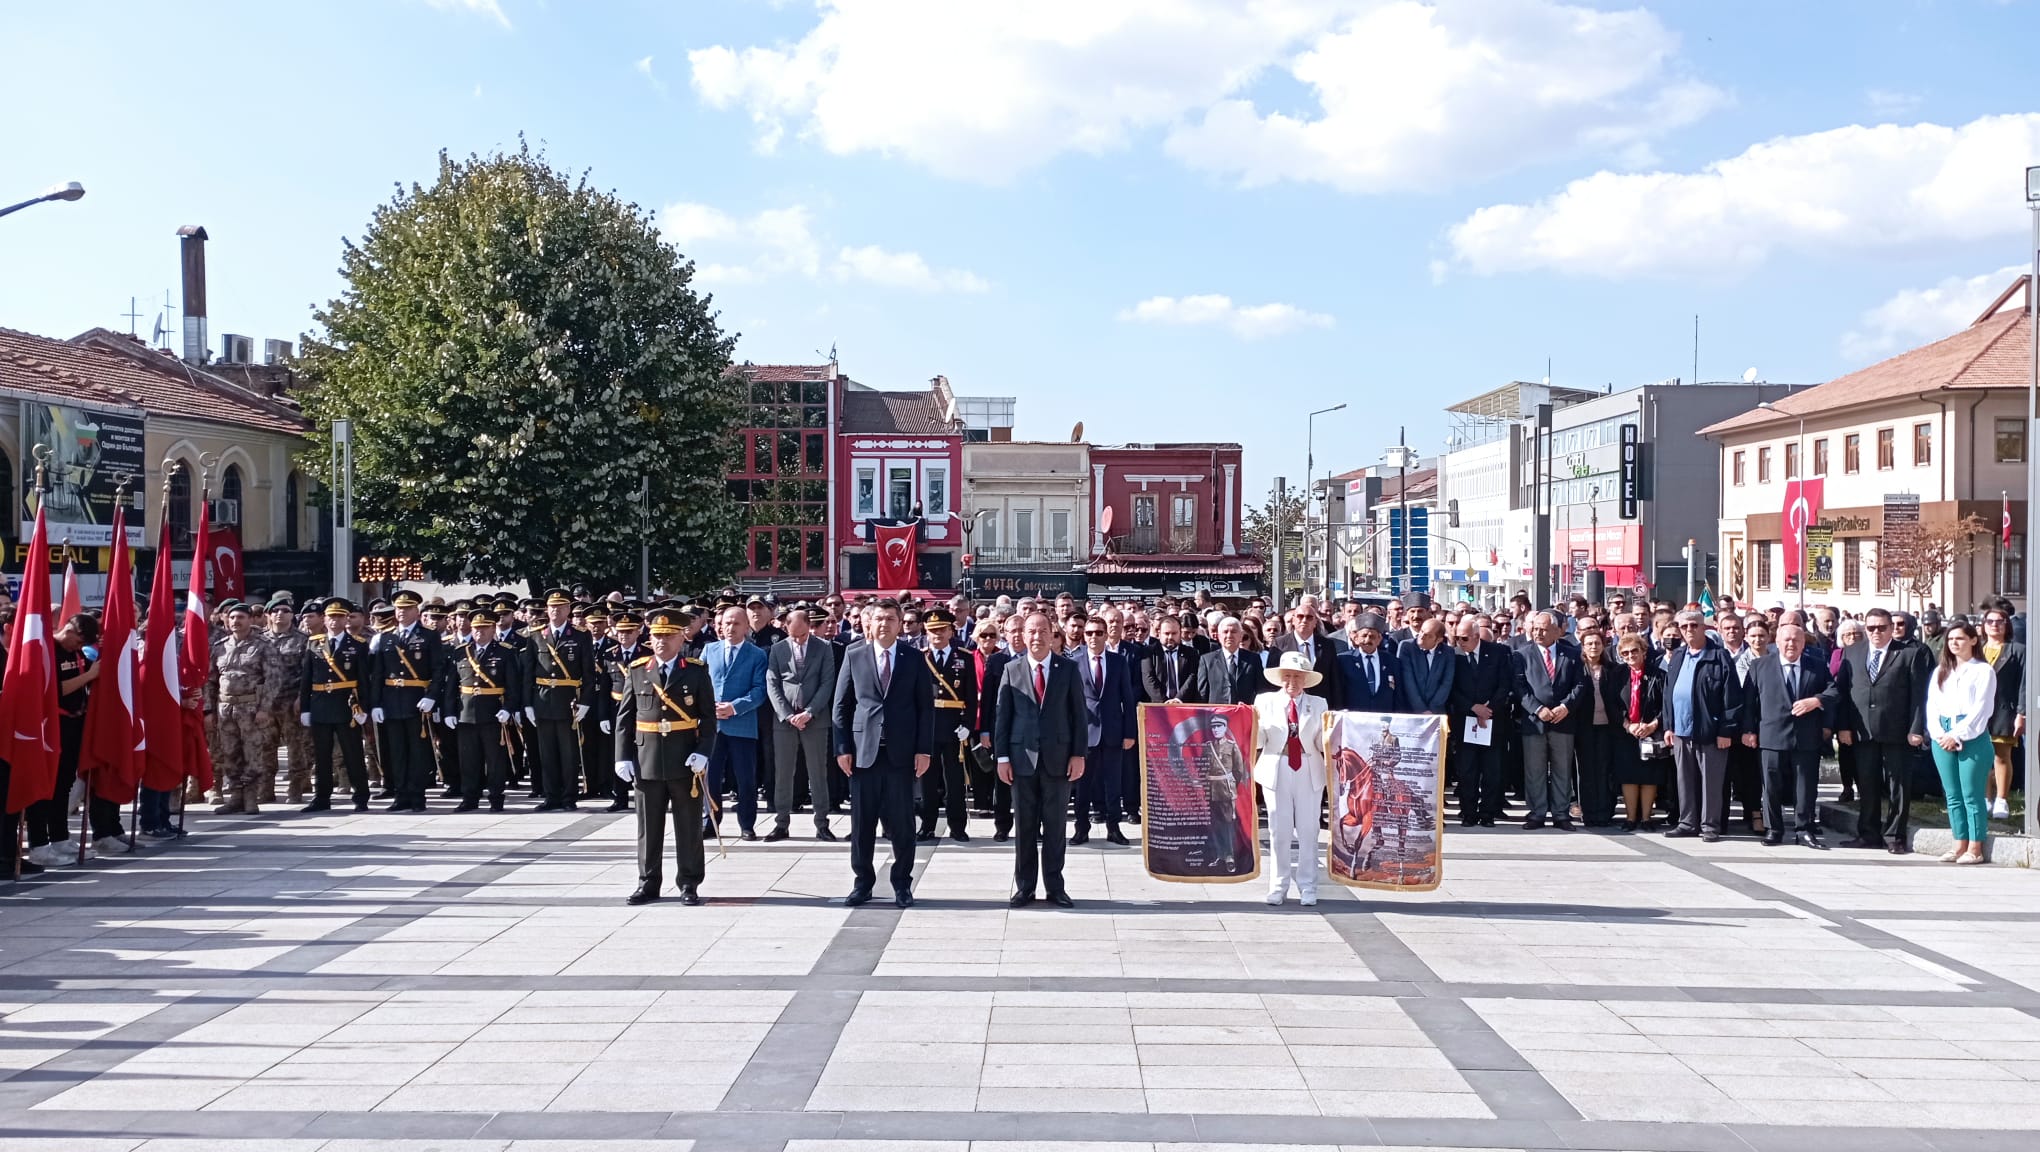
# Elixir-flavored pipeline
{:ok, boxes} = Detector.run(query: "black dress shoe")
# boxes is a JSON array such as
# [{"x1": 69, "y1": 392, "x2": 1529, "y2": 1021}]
[
  {"x1": 1048, "y1": 891, "x2": 1074, "y2": 908},
  {"x1": 1522, "y1": 817, "x2": 1545, "y2": 830},
  {"x1": 1839, "y1": 837, "x2": 1880, "y2": 849},
  {"x1": 740, "y1": 830, "x2": 760, "y2": 842},
  {"x1": 454, "y1": 799, "x2": 479, "y2": 812},
  {"x1": 353, "y1": 799, "x2": 371, "y2": 812},
  {"x1": 1700, "y1": 831, "x2": 1722, "y2": 843},
  {"x1": 605, "y1": 801, "x2": 631, "y2": 812},
  {"x1": 1665, "y1": 826, "x2": 1697, "y2": 838},
  {"x1": 1008, "y1": 892, "x2": 1036, "y2": 908},
  {"x1": 915, "y1": 830, "x2": 938, "y2": 844},
  {"x1": 1479, "y1": 817, "x2": 1495, "y2": 827},
  {"x1": 1887, "y1": 841, "x2": 1912, "y2": 855},
  {"x1": 844, "y1": 887, "x2": 874, "y2": 907},
  {"x1": 1552, "y1": 818, "x2": 1575, "y2": 831},
  {"x1": 993, "y1": 829, "x2": 1010, "y2": 842},
  {"x1": 302, "y1": 799, "x2": 332, "y2": 812},
  {"x1": 489, "y1": 797, "x2": 505, "y2": 812},
  {"x1": 561, "y1": 802, "x2": 579, "y2": 811},
  {"x1": 763, "y1": 828, "x2": 790, "y2": 842},
  {"x1": 1762, "y1": 831, "x2": 1785, "y2": 846},
  {"x1": 1070, "y1": 828, "x2": 1090, "y2": 846},
  {"x1": 1796, "y1": 833, "x2": 1828, "y2": 850},
  {"x1": 950, "y1": 829, "x2": 971, "y2": 843},
  {"x1": 626, "y1": 884, "x2": 659, "y2": 906},
  {"x1": 894, "y1": 889, "x2": 914, "y2": 908},
  {"x1": 1460, "y1": 816, "x2": 1479, "y2": 827},
  {"x1": 535, "y1": 801, "x2": 560, "y2": 812},
  {"x1": 1105, "y1": 828, "x2": 1129, "y2": 846},
  {"x1": 678, "y1": 885, "x2": 703, "y2": 906},
  {"x1": 815, "y1": 826, "x2": 839, "y2": 842},
  {"x1": 1621, "y1": 820, "x2": 1640, "y2": 832},
  {"x1": 375, "y1": 790, "x2": 396, "y2": 800}
]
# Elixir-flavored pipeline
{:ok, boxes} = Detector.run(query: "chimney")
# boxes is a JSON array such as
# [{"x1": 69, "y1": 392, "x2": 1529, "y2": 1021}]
[{"x1": 177, "y1": 225, "x2": 208, "y2": 364}]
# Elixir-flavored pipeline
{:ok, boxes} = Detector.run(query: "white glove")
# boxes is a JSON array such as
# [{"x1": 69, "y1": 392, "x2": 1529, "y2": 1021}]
[
  {"x1": 599, "y1": 719, "x2": 613, "y2": 735},
  {"x1": 352, "y1": 710, "x2": 368, "y2": 727},
  {"x1": 495, "y1": 709, "x2": 512, "y2": 724},
  {"x1": 574, "y1": 704, "x2": 589, "y2": 723},
  {"x1": 444, "y1": 714, "x2": 458, "y2": 730},
  {"x1": 68, "y1": 776, "x2": 86, "y2": 814},
  {"x1": 299, "y1": 712, "x2": 311, "y2": 727},
  {"x1": 955, "y1": 724, "x2": 970, "y2": 741},
  {"x1": 615, "y1": 760, "x2": 637, "y2": 782},
  {"x1": 524, "y1": 706, "x2": 538, "y2": 725},
  {"x1": 417, "y1": 697, "x2": 436, "y2": 713},
  {"x1": 371, "y1": 707, "x2": 386, "y2": 724},
  {"x1": 685, "y1": 752, "x2": 709, "y2": 773}
]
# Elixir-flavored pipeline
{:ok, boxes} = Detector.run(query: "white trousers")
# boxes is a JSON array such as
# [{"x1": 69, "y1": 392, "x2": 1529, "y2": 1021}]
[{"x1": 1265, "y1": 769, "x2": 1321, "y2": 898}]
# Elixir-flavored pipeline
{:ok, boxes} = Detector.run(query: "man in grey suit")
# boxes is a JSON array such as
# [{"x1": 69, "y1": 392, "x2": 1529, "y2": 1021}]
[
  {"x1": 994, "y1": 611, "x2": 1088, "y2": 908},
  {"x1": 832, "y1": 598, "x2": 935, "y2": 908},
  {"x1": 765, "y1": 605, "x2": 838, "y2": 842}
]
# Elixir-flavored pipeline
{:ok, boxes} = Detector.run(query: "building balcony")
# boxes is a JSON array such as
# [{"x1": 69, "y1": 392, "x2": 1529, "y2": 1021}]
[
  {"x1": 1107, "y1": 531, "x2": 1210, "y2": 556},
  {"x1": 971, "y1": 546, "x2": 1078, "y2": 568}
]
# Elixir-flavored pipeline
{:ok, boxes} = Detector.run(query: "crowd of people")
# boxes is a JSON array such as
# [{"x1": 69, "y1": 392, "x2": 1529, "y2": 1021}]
[{"x1": 2, "y1": 580, "x2": 2023, "y2": 893}]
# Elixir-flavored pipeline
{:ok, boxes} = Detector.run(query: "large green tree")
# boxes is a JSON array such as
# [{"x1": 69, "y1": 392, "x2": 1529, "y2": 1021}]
[{"x1": 297, "y1": 144, "x2": 743, "y2": 590}]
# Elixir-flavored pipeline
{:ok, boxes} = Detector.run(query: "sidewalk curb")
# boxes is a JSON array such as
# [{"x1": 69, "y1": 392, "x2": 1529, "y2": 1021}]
[{"x1": 1818, "y1": 800, "x2": 2035, "y2": 867}]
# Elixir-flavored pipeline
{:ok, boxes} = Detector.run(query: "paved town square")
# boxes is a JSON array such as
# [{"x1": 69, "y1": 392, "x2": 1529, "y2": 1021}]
[{"x1": 0, "y1": 808, "x2": 2034, "y2": 1152}]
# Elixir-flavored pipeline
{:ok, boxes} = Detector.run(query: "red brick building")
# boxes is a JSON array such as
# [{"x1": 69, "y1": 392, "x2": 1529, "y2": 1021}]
[
  {"x1": 728, "y1": 362, "x2": 842, "y2": 595},
  {"x1": 1086, "y1": 443, "x2": 1260, "y2": 600},
  {"x1": 836, "y1": 376, "x2": 966, "y2": 594}
]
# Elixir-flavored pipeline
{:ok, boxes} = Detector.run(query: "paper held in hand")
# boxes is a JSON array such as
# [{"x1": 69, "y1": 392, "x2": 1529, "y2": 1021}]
[{"x1": 1461, "y1": 716, "x2": 1492, "y2": 746}]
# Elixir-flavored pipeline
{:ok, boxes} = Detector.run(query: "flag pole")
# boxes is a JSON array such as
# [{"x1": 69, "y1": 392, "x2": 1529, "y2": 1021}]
[
  {"x1": 18, "y1": 448, "x2": 49, "y2": 880},
  {"x1": 163, "y1": 458, "x2": 190, "y2": 840}
]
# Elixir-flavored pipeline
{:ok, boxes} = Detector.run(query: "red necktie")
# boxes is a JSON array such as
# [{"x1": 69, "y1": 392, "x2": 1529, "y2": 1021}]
[
  {"x1": 1542, "y1": 647, "x2": 1555, "y2": 677},
  {"x1": 1285, "y1": 698, "x2": 1302, "y2": 769},
  {"x1": 1034, "y1": 661, "x2": 1046, "y2": 702}
]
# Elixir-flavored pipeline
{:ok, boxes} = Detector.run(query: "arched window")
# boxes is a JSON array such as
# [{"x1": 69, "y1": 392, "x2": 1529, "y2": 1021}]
[
  {"x1": 219, "y1": 464, "x2": 243, "y2": 526},
  {"x1": 284, "y1": 471, "x2": 300, "y2": 549},
  {"x1": 167, "y1": 463, "x2": 192, "y2": 547}
]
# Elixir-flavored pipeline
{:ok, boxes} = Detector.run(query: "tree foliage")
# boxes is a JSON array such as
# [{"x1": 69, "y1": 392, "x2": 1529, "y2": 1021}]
[
  {"x1": 297, "y1": 144, "x2": 743, "y2": 590},
  {"x1": 1242, "y1": 486, "x2": 1305, "y2": 598}
]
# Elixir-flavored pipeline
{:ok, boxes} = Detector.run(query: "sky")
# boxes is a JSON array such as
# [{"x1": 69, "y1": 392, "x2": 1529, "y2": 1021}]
[{"x1": 4, "y1": 0, "x2": 2040, "y2": 500}]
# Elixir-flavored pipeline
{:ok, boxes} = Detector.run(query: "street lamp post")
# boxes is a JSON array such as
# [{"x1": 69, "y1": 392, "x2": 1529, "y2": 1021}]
[
  {"x1": 1382, "y1": 430, "x2": 1419, "y2": 598},
  {"x1": 1306, "y1": 403, "x2": 1346, "y2": 601},
  {"x1": 0, "y1": 181, "x2": 85, "y2": 220},
  {"x1": 1759, "y1": 399, "x2": 1809, "y2": 611},
  {"x1": 2024, "y1": 165, "x2": 2039, "y2": 841}
]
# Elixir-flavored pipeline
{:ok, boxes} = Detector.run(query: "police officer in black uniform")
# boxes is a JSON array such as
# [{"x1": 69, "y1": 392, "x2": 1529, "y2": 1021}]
[
  {"x1": 526, "y1": 588, "x2": 596, "y2": 811},
  {"x1": 439, "y1": 607, "x2": 525, "y2": 811},
  {"x1": 614, "y1": 606, "x2": 720, "y2": 906},
  {"x1": 373, "y1": 589, "x2": 443, "y2": 812},
  {"x1": 917, "y1": 607, "x2": 980, "y2": 842},
  {"x1": 299, "y1": 597, "x2": 378, "y2": 812}
]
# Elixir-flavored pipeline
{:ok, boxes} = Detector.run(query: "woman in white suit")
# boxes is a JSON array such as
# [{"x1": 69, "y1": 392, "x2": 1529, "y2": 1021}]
[{"x1": 1255, "y1": 651, "x2": 1329, "y2": 906}]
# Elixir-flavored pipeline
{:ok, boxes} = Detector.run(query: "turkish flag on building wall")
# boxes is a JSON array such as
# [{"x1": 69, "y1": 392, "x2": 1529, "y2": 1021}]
[
  {"x1": 211, "y1": 525, "x2": 245, "y2": 600},
  {"x1": 874, "y1": 521, "x2": 918, "y2": 589},
  {"x1": 1781, "y1": 478, "x2": 1824, "y2": 588}
]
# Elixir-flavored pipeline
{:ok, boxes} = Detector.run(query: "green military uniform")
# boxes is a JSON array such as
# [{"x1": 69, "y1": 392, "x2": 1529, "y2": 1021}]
[
  {"x1": 207, "y1": 607, "x2": 287, "y2": 815},
  {"x1": 615, "y1": 607, "x2": 719, "y2": 905},
  {"x1": 262, "y1": 593, "x2": 312, "y2": 803}
]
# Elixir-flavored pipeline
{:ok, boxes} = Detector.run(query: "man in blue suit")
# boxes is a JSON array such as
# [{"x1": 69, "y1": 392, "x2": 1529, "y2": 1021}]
[
  {"x1": 1396, "y1": 619, "x2": 1457, "y2": 716},
  {"x1": 1336, "y1": 612, "x2": 1399, "y2": 713},
  {"x1": 702, "y1": 603, "x2": 769, "y2": 841},
  {"x1": 1071, "y1": 614, "x2": 1139, "y2": 846}
]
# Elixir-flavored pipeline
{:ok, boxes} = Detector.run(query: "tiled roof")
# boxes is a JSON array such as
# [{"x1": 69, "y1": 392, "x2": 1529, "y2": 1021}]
[
  {"x1": 1701, "y1": 280, "x2": 2032, "y2": 437},
  {"x1": 1087, "y1": 556, "x2": 1264, "y2": 576},
  {"x1": 0, "y1": 327, "x2": 308, "y2": 436},
  {"x1": 736, "y1": 363, "x2": 834, "y2": 383},
  {"x1": 842, "y1": 388, "x2": 955, "y2": 435}
]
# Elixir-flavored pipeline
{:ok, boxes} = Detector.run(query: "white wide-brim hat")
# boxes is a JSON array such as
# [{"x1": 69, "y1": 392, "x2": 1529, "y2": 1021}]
[{"x1": 1264, "y1": 649, "x2": 1323, "y2": 688}]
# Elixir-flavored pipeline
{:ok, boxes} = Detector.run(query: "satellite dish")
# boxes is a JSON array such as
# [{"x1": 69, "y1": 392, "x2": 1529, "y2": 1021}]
[
  {"x1": 1742, "y1": 367, "x2": 1759, "y2": 383},
  {"x1": 1099, "y1": 505, "x2": 1115, "y2": 536},
  {"x1": 1071, "y1": 421, "x2": 1084, "y2": 442}
]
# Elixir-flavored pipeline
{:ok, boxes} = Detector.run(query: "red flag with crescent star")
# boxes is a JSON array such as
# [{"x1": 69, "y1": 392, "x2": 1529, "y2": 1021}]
[
  {"x1": 211, "y1": 525, "x2": 245, "y2": 600},
  {"x1": 2004, "y1": 492, "x2": 2013, "y2": 548},
  {"x1": 179, "y1": 507, "x2": 216, "y2": 791},
  {"x1": 874, "y1": 521, "x2": 918, "y2": 590},
  {"x1": 82, "y1": 499, "x2": 145, "y2": 805},
  {"x1": 1780, "y1": 478, "x2": 1823, "y2": 588},
  {"x1": 140, "y1": 509, "x2": 189, "y2": 792},
  {"x1": 1, "y1": 500, "x2": 60, "y2": 812}
]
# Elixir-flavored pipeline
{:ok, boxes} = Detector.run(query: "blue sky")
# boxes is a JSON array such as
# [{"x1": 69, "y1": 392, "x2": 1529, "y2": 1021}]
[{"x1": 4, "y1": 0, "x2": 2039, "y2": 499}]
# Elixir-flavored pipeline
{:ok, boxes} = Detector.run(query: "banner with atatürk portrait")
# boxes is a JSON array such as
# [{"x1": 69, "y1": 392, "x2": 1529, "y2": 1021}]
[
  {"x1": 1326, "y1": 711, "x2": 1447, "y2": 892},
  {"x1": 1138, "y1": 703, "x2": 1259, "y2": 883}
]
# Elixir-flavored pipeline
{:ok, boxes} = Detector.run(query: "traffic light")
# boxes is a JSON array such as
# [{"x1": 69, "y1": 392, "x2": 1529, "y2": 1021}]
[{"x1": 1447, "y1": 498, "x2": 1460, "y2": 528}]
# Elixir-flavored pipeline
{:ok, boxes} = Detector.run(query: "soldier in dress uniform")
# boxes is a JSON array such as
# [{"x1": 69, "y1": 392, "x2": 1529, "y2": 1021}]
[
  {"x1": 299, "y1": 597, "x2": 378, "y2": 812},
  {"x1": 372, "y1": 589, "x2": 443, "y2": 812},
  {"x1": 580, "y1": 603, "x2": 616, "y2": 805},
  {"x1": 262, "y1": 593, "x2": 312, "y2": 804},
  {"x1": 207, "y1": 602, "x2": 287, "y2": 815},
  {"x1": 432, "y1": 599, "x2": 470, "y2": 798},
  {"x1": 526, "y1": 587, "x2": 596, "y2": 811},
  {"x1": 592, "y1": 606, "x2": 647, "y2": 813},
  {"x1": 614, "y1": 606, "x2": 719, "y2": 906},
  {"x1": 493, "y1": 597, "x2": 540, "y2": 796},
  {"x1": 439, "y1": 607, "x2": 524, "y2": 811},
  {"x1": 360, "y1": 600, "x2": 396, "y2": 798},
  {"x1": 917, "y1": 607, "x2": 980, "y2": 843}
]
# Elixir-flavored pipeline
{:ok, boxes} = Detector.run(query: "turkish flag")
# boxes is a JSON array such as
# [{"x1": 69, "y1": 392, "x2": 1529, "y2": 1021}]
[
  {"x1": 140, "y1": 512, "x2": 188, "y2": 792},
  {"x1": 1, "y1": 502, "x2": 60, "y2": 812},
  {"x1": 874, "y1": 521, "x2": 918, "y2": 589},
  {"x1": 1780, "y1": 478, "x2": 1824, "y2": 588},
  {"x1": 82, "y1": 500, "x2": 145, "y2": 805},
  {"x1": 211, "y1": 525, "x2": 245, "y2": 600},
  {"x1": 55, "y1": 558, "x2": 80, "y2": 632},
  {"x1": 180, "y1": 511, "x2": 215, "y2": 792}
]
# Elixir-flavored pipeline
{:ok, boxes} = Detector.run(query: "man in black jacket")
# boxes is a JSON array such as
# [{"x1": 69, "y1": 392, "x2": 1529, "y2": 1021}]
[
  {"x1": 1197, "y1": 617, "x2": 1264, "y2": 705},
  {"x1": 832, "y1": 599, "x2": 936, "y2": 907},
  {"x1": 1662, "y1": 610, "x2": 1745, "y2": 842},
  {"x1": 1269, "y1": 604, "x2": 1343, "y2": 705},
  {"x1": 1837, "y1": 607, "x2": 1928, "y2": 853},
  {"x1": 1142, "y1": 616, "x2": 1203, "y2": 704},
  {"x1": 1742, "y1": 623, "x2": 1838, "y2": 849},
  {"x1": 1450, "y1": 617, "x2": 1512, "y2": 827},
  {"x1": 994, "y1": 611, "x2": 1088, "y2": 908}
]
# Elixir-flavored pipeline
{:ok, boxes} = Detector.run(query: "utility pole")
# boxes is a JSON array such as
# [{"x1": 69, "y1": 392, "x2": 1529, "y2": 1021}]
[{"x1": 1270, "y1": 476, "x2": 1287, "y2": 616}]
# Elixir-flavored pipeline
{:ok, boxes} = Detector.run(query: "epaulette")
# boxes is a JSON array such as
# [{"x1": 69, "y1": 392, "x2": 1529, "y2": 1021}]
[{"x1": 627, "y1": 655, "x2": 653, "y2": 669}]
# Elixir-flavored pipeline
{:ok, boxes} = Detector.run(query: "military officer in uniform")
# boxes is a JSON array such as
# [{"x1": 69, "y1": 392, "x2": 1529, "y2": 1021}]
[
  {"x1": 614, "y1": 606, "x2": 719, "y2": 906},
  {"x1": 438, "y1": 607, "x2": 524, "y2": 811},
  {"x1": 371, "y1": 589, "x2": 443, "y2": 812},
  {"x1": 491, "y1": 597, "x2": 539, "y2": 796},
  {"x1": 262, "y1": 592, "x2": 311, "y2": 804},
  {"x1": 526, "y1": 588, "x2": 596, "y2": 811},
  {"x1": 594, "y1": 607, "x2": 651, "y2": 813},
  {"x1": 917, "y1": 607, "x2": 980, "y2": 842},
  {"x1": 299, "y1": 598, "x2": 378, "y2": 812},
  {"x1": 207, "y1": 603, "x2": 287, "y2": 815}
]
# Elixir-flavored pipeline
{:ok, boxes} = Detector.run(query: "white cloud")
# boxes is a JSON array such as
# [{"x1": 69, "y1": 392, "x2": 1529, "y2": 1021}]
[
  {"x1": 1841, "y1": 265, "x2": 2026, "y2": 361},
  {"x1": 1866, "y1": 88, "x2": 1921, "y2": 116},
  {"x1": 659, "y1": 202, "x2": 987, "y2": 292},
  {"x1": 636, "y1": 55, "x2": 668, "y2": 95},
  {"x1": 688, "y1": 0, "x2": 1711, "y2": 188},
  {"x1": 423, "y1": 0, "x2": 510, "y2": 29},
  {"x1": 1167, "y1": 0, "x2": 1722, "y2": 192},
  {"x1": 1448, "y1": 112, "x2": 2040, "y2": 278},
  {"x1": 1119, "y1": 294, "x2": 1334, "y2": 339}
]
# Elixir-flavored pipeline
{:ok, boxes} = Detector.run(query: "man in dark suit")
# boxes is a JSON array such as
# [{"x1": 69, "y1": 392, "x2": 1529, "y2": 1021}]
[
  {"x1": 1837, "y1": 607, "x2": 1927, "y2": 853},
  {"x1": 994, "y1": 611, "x2": 1088, "y2": 907},
  {"x1": 1270, "y1": 604, "x2": 1343, "y2": 705},
  {"x1": 1335, "y1": 613, "x2": 1399, "y2": 713},
  {"x1": 1396, "y1": 619, "x2": 1456, "y2": 716},
  {"x1": 1142, "y1": 616, "x2": 1203, "y2": 704},
  {"x1": 831, "y1": 598, "x2": 936, "y2": 907},
  {"x1": 1514, "y1": 610, "x2": 1586, "y2": 830},
  {"x1": 1198, "y1": 617, "x2": 1264, "y2": 705},
  {"x1": 1071, "y1": 616, "x2": 1138, "y2": 846},
  {"x1": 1742, "y1": 623, "x2": 1837, "y2": 849},
  {"x1": 1450, "y1": 616, "x2": 1513, "y2": 826}
]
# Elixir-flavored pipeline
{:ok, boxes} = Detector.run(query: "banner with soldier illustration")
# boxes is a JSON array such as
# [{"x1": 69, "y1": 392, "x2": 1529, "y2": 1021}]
[
  {"x1": 1326, "y1": 711, "x2": 1446, "y2": 892},
  {"x1": 1138, "y1": 703, "x2": 1259, "y2": 883}
]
